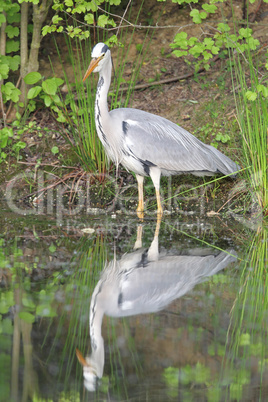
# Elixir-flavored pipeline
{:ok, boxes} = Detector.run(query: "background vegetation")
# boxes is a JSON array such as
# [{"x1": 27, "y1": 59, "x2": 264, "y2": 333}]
[{"x1": 0, "y1": 0, "x2": 267, "y2": 216}]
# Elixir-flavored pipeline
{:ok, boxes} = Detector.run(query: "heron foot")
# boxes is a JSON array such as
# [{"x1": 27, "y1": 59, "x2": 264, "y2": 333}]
[
  {"x1": 136, "y1": 209, "x2": 144, "y2": 220},
  {"x1": 157, "y1": 207, "x2": 163, "y2": 217}
]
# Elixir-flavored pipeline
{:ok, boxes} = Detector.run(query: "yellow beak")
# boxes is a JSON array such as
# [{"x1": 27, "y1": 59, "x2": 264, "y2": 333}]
[
  {"x1": 76, "y1": 348, "x2": 89, "y2": 366},
  {"x1": 83, "y1": 56, "x2": 102, "y2": 81}
]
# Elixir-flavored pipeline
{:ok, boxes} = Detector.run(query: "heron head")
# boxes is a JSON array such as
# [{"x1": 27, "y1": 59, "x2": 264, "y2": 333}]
[
  {"x1": 76, "y1": 348, "x2": 100, "y2": 391},
  {"x1": 83, "y1": 42, "x2": 110, "y2": 81}
]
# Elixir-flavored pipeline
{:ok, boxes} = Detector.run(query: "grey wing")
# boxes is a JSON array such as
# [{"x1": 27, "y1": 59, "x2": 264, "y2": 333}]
[{"x1": 111, "y1": 108, "x2": 239, "y2": 176}]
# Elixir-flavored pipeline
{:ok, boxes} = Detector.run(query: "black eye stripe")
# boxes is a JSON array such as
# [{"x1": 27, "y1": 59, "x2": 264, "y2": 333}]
[{"x1": 101, "y1": 44, "x2": 109, "y2": 54}]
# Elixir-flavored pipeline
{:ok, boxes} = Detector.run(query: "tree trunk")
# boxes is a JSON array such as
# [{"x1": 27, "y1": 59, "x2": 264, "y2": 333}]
[
  {"x1": 0, "y1": 11, "x2": 7, "y2": 124},
  {"x1": 8, "y1": 0, "x2": 52, "y2": 122},
  {"x1": 19, "y1": 1, "x2": 29, "y2": 111}
]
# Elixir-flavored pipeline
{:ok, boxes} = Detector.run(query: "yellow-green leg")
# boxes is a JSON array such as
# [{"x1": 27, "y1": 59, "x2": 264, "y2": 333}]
[{"x1": 136, "y1": 174, "x2": 144, "y2": 219}]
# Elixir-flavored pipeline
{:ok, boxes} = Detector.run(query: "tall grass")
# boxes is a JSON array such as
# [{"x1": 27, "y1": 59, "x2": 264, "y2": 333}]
[
  {"x1": 54, "y1": 0, "x2": 155, "y2": 177},
  {"x1": 230, "y1": 31, "x2": 268, "y2": 217},
  {"x1": 222, "y1": 227, "x2": 268, "y2": 400},
  {"x1": 58, "y1": 36, "x2": 106, "y2": 174}
]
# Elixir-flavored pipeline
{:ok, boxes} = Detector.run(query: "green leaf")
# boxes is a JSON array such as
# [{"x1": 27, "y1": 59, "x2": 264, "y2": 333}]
[
  {"x1": 0, "y1": 64, "x2": 9, "y2": 80},
  {"x1": 85, "y1": 13, "x2": 94, "y2": 24},
  {"x1": 42, "y1": 25, "x2": 51, "y2": 36},
  {"x1": 246, "y1": 36, "x2": 259, "y2": 50},
  {"x1": 13, "y1": 141, "x2": 26, "y2": 152},
  {"x1": 10, "y1": 87, "x2": 20, "y2": 102},
  {"x1": 0, "y1": 301, "x2": 9, "y2": 314},
  {"x1": 172, "y1": 50, "x2": 188, "y2": 58},
  {"x1": 239, "y1": 27, "x2": 252, "y2": 39},
  {"x1": 27, "y1": 86, "x2": 42, "y2": 99},
  {"x1": 56, "y1": 113, "x2": 66, "y2": 123},
  {"x1": 36, "y1": 304, "x2": 57, "y2": 317},
  {"x1": 203, "y1": 50, "x2": 212, "y2": 61},
  {"x1": 203, "y1": 37, "x2": 214, "y2": 48},
  {"x1": 22, "y1": 296, "x2": 36, "y2": 310},
  {"x1": 8, "y1": 55, "x2": 20, "y2": 71},
  {"x1": 211, "y1": 45, "x2": 219, "y2": 54},
  {"x1": 202, "y1": 4, "x2": 217, "y2": 13},
  {"x1": 52, "y1": 94, "x2": 61, "y2": 105},
  {"x1": 0, "y1": 13, "x2": 6, "y2": 26},
  {"x1": 171, "y1": 31, "x2": 188, "y2": 50},
  {"x1": 5, "y1": 25, "x2": 19, "y2": 38},
  {"x1": 1, "y1": 82, "x2": 14, "y2": 96},
  {"x1": 49, "y1": 244, "x2": 56, "y2": 252},
  {"x1": 97, "y1": 15, "x2": 116, "y2": 28},
  {"x1": 217, "y1": 23, "x2": 230, "y2": 32},
  {"x1": 2, "y1": 318, "x2": 13, "y2": 335},
  {"x1": 42, "y1": 79, "x2": 57, "y2": 95},
  {"x1": 1, "y1": 82, "x2": 21, "y2": 102},
  {"x1": 239, "y1": 333, "x2": 250, "y2": 346},
  {"x1": 6, "y1": 40, "x2": 19, "y2": 53},
  {"x1": 73, "y1": 4, "x2": 86, "y2": 13},
  {"x1": 52, "y1": 15, "x2": 63, "y2": 24},
  {"x1": 18, "y1": 311, "x2": 35, "y2": 324},
  {"x1": 257, "y1": 84, "x2": 268, "y2": 97},
  {"x1": 44, "y1": 95, "x2": 52, "y2": 107},
  {"x1": 51, "y1": 146, "x2": 59, "y2": 155},
  {"x1": 7, "y1": 9, "x2": 21, "y2": 24},
  {"x1": 190, "y1": 9, "x2": 207, "y2": 24},
  {"x1": 54, "y1": 77, "x2": 64, "y2": 86},
  {"x1": 24, "y1": 71, "x2": 42, "y2": 85},
  {"x1": 245, "y1": 90, "x2": 257, "y2": 101}
]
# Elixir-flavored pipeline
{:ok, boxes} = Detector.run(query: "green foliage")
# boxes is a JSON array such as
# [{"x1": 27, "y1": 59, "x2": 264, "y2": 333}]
[
  {"x1": 43, "y1": 0, "x2": 121, "y2": 42},
  {"x1": 230, "y1": 29, "x2": 268, "y2": 214},
  {"x1": 195, "y1": 122, "x2": 231, "y2": 149},
  {"x1": 51, "y1": 146, "x2": 59, "y2": 155},
  {"x1": 170, "y1": 2, "x2": 263, "y2": 72},
  {"x1": 215, "y1": 132, "x2": 230, "y2": 144},
  {"x1": 0, "y1": 121, "x2": 51, "y2": 164},
  {"x1": 23, "y1": 73, "x2": 64, "y2": 119},
  {"x1": 1, "y1": 82, "x2": 21, "y2": 102},
  {"x1": 0, "y1": 126, "x2": 26, "y2": 163},
  {"x1": 0, "y1": 2, "x2": 21, "y2": 105}
]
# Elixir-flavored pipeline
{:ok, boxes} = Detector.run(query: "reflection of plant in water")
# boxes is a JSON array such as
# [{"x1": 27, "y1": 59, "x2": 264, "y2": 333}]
[
  {"x1": 0, "y1": 234, "x2": 81, "y2": 401},
  {"x1": 49, "y1": 234, "x2": 108, "y2": 385},
  {"x1": 224, "y1": 227, "x2": 268, "y2": 400},
  {"x1": 164, "y1": 363, "x2": 211, "y2": 398},
  {"x1": 163, "y1": 228, "x2": 267, "y2": 400},
  {"x1": 0, "y1": 241, "x2": 55, "y2": 401}
]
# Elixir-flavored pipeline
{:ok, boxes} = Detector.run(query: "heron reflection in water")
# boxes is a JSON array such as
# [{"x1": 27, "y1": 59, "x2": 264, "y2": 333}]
[{"x1": 76, "y1": 220, "x2": 236, "y2": 391}]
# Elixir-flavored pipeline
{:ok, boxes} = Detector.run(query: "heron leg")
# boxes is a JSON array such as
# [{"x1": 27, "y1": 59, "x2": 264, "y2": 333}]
[
  {"x1": 150, "y1": 167, "x2": 163, "y2": 216},
  {"x1": 134, "y1": 225, "x2": 143, "y2": 249},
  {"x1": 136, "y1": 174, "x2": 144, "y2": 219}
]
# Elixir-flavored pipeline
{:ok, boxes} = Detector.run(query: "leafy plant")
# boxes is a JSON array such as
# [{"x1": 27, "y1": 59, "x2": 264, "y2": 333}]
[
  {"x1": 46, "y1": 0, "x2": 152, "y2": 174},
  {"x1": 0, "y1": 126, "x2": 26, "y2": 163},
  {"x1": 0, "y1": 0, "x2": 52, "y2": 123},
  {"x1": 230, "y1": 34, "x2": 268, "y2": 215},
  {"x1": 170, "y1": 24, "x2": 261, "y2": 72}
]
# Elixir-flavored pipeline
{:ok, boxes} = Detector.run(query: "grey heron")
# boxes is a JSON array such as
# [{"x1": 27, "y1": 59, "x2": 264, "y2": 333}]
[
  {"x1": 76, "y1": 221, "x2": 237, "y2": 391},
  {"x1": 83, "y1": 42, "x2": 240, "y2": 217}
]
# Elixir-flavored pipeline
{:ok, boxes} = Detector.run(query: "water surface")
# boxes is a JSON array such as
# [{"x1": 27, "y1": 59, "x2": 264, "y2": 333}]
[{"x1": 0, "y1": 201, "x2": 267, "y2": 401}]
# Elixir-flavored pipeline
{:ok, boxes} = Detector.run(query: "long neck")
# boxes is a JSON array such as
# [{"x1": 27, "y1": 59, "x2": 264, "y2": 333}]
[
  {"x1": 89, "y1": 282, "x2": 105, "y2": 378},
  {"x1": 94, "y1": 58, "x2": 122, "y2": 165},
  {"x1": 94, "y1": 57, "x2": 112, "y2": 145},
  {"x1": 95, "y1": 59, "x2": 111, "y2": 122}
]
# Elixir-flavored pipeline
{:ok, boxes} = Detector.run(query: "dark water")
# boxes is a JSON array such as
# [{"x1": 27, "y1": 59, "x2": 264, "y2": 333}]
[{"x1": 0, "y1": 200, "x2": 267, "y2": 401}]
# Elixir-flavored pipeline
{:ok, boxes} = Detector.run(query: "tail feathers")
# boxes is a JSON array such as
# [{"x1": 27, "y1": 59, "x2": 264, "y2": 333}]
[{"x1": 207, "y1": 145, "x2": 240, "y2": 177}]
